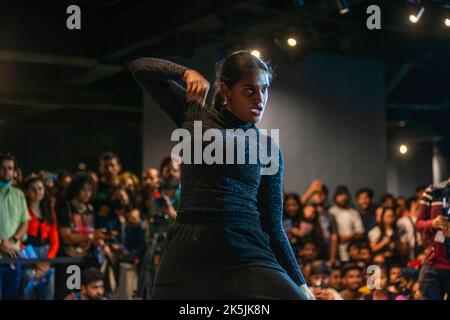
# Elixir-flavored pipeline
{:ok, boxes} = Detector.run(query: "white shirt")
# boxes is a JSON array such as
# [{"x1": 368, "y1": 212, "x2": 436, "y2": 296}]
[
  {"x1": 397, "y1": 215, "x2": 421, "y2": 259},
  {"x1": 329, "y1": 205, "x2": 365, "y2": 261}
]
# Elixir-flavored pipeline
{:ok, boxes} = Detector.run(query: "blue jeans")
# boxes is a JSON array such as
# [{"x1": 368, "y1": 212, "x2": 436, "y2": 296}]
[
  {"x1": 0, "y1": 264, "x2": 22, "y2": 300},
  {"x1": 418, "y1": 264, "x2": 450, "y2": 300}
]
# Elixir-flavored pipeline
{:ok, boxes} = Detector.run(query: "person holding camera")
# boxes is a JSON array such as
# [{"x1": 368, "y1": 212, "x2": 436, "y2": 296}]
[
  {"x1": 96, "y1": 185, "x2": 146, "y2": 299},
  {"x1": 416, "y1": 178, "x2": 450, "y2": 300}
]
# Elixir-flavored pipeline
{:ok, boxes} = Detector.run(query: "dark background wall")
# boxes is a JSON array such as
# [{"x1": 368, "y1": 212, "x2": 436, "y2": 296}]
[{"x1": 0, "y1": 115, "x2": 142, "y2": 176}]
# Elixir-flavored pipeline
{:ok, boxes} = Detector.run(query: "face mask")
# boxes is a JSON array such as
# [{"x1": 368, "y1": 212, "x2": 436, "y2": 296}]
[{"x1": 0, "y1": 179, "x2": 12, "y2": 190}]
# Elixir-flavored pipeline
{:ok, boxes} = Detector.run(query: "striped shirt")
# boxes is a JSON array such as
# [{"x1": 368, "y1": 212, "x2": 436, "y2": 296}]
[{"x1": 416, "y1": 180, "x2": 450, "y2": 269}]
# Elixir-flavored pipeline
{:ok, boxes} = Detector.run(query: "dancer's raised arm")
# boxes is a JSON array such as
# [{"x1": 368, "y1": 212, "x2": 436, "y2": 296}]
[{"x1": 130, "y1": 57, "x2": 209, "y2": 126}]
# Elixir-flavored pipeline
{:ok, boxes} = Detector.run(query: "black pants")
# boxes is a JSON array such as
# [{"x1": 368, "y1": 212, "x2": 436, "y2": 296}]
[
  {"x1": 150, "y1": 222, "x2": 306, "y2": 300},
  {"x1": 418, "y1": 264, "x2": 450, "y2": 300}
]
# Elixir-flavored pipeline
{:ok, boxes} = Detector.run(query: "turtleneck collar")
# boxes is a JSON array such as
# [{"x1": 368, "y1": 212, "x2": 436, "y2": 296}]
[{"x1": 215, "y1": 105, "x2": 255, "y2": 130}]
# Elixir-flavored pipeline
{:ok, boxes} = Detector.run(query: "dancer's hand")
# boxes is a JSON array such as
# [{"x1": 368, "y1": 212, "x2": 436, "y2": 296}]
[
  {"x1": 182, "y1": 69, "x2": 210, "y2": 107},
  {"x1": 300, "y1": 284, "x2": 316, "y2": 300}
]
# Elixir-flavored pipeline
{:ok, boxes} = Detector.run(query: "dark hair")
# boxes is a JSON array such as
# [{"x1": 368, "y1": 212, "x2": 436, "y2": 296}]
[
  {"x1": 346, "y1": 240, "x2": 361, "y2": 254},
  {"x1": 283, "y1": 192, "x2": 302, "y2": 220},
  {"x1": 358, "y1": 242, "x2": 371, "y2": 252},
  {"x1": 333, "y1": 185, "x2": 351, "y2": 202},
  {"x1": 0, "y1": 152, "x2": 17, "y2": 170},
  {"x1": 65, "y1": 172, "x2": 96, "y2": 202},
  {"x1": 299, "y1": 203, "x2": 324, "y2": 250},
  {"x1": 159, "y1": 156, "x2": 174, "y2": 174},
  {"x1": 310, "y1": 260, "x2": 331, "y2": 276},
  {"x1": 99, "y1": 151, "x2": 120, "y2": 164},
  {"x1": 375, "y1": 207, "x2": 396, "y2": 243},
  {"x1": 356, "y1": 188, "x2": 374, "y2": 199},
  {"x1": 406, "y1": 196, "x2": 418, "y2": 211},
  {"x1": 379, "y1": 193, "x2": 395, "y2": 206},
  {"x1": 82, "y1": 267, "x2": 103, "y2": 286},
  {"x1": 108, "y1": 184, "x2": 134, "y2": 211},
  {"x1": 321, "y1": 184, "x2": 329, "y2": 196},
  {"x1": 341, "y1": 262, "x2": 362, "y2": 277},
  {"x1": 212, "y1": 50, "x2": 274, "y2": 110},
  {"x1": 415, "y1": 184, "x2": 428, "y2": 193},
  {"x1": 23, "y1": 176, "x2": 54, "y2": 225}
]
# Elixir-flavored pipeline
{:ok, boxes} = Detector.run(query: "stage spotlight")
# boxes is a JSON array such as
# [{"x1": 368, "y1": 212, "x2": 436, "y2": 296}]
[
  {"x1": 78, "y1": 162, "x2": 87, "y2": 170},
  {"x1": 251, "y1": 50, "x2": 261, "y2": 58},
  {"x1": 287, "y1": 37, "x2": 297, "y2": 47},
  {"x1": 399, "y1": 144, "x2": 408, "y2": 154},
  {"x1": 445, "y1": 18, "x2": 450, "y2": 27},
  {"x1": 409, "y1": 6, "x2": 425, "y2": 24},
  {"x1": 335, "y1": 0, "x2": 350, "y2": 15}
]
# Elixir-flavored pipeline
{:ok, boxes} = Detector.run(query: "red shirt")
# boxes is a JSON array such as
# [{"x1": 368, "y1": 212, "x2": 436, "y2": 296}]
[
  {"x1": 416, "y1": 180, "x2": 450, "y2": 270},
  {"x1": 27, "y1": 207, "x2": 60, "y2": 259}
]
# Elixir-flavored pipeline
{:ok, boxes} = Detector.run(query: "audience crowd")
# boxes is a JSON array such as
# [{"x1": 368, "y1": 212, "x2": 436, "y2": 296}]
[{"x1": 0, "y1": 151, "x2": 449, "y2": 300}]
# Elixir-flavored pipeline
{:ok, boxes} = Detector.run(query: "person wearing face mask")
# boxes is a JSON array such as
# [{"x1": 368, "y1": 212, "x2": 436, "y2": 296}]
[
  {"x1": 0, "y1": 153, "x2": 30, "y2": 300},
  {"x1": 97, "y1": 186, "x2": 146, "y2": 299}
]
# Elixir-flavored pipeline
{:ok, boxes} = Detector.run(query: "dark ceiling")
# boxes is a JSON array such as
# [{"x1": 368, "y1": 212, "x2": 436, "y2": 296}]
[{"x1": 0, "y1": 0, "x2": 449, "y2": 140}]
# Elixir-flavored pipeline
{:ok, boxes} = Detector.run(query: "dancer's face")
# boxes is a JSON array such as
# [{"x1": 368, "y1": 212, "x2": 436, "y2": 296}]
[{"x1": 222, "y1": 69, "x2": 269, "y2": 124}]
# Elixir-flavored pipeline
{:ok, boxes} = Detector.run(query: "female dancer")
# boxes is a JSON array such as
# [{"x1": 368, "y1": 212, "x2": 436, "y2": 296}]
[{"x1": 131, "y1": 50, "x2": 313, "y2": 299}]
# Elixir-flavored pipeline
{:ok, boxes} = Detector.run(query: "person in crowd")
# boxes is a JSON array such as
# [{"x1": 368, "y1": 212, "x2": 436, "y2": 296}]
[
  {"x1": 307, "y1": 183, "x2": 338, "y2": 263},
  {"x1": 95, "y1": 152, "x2": 122, "y2": 218},
  {"x1": 415, "y1": 184, "x2": 428, "y2": 200},
  {"x1": 355, "y1": 188, "x2": 376, "y2": 237},
  {"x1": 411, "y1": 281, "x2": 421, "y2": 300},
  {"x1": 379, "y1": 193, "x2": 395, "y2": 209},
  {"x1": 397, "y1": 196, "x2": 423, "y2": 262},
  {"x1": 55, "y1": 172, "x2": 106, "y2": 300},
  {"x1": 294, "y1": 204, "x2": 325, "y2": 255},
  {"x1": 22, "y1": 176, "x2": 59, "y2": 300},
  {"x1": 329, "y1": 262, "x2": 343, "y2": 292},
  {"x1": 13, "y1": 166, "x2": 23, "y2": 187},
  {"x1": 0, "y1": 153, "x2": 30, "y2": 300},
  {"x1": 64, "y1": 267, "x2": 107, "y2": 300},
  {"x1": 357, "y1": 242, "x2": 373, "y2": 269},
  {"x1": 140, "y1": 168, "x2": 160, "y2": 231},
  {"x1": 282, "y1": 193, "x2": 302, "y2": 249},
  {"x1": 297, "y1": 239, "x2": 319, "y2": 285},
  {"x1": 158, "y1": 156, "x2": 180, "y2": 216},
  {"x1": 395, "y1": 267, "x2": 419, "y2": 299},
  {"x1": 368, "y1": 207, "x2": 398, "y2": 262},
  {"x1": 387, "y1": 263, "x2": 403, "y2": 295},
  {"x1": 339, "y1": 262, "x2": 363, "y2": 300},
  {"x1": 396, "y1": 196, "x2": 408, "y2": 218},
  {"x1": 416, "y1": 178, "x2": 450, "y2": 300},
  {"x1": 301, "y1": 180, "x2": 325, "y2": 206},
  {"x1": 54, "y1": 171, "x2": 72, "y2": 210},
  {"x1": 309, "y1": 260, "x2": 343, "y2": 300},
  {"x1": 329, "y1": 185, "x2": 365, "y2": 262},
  {"x1": 96, "y1": 185, "x2": 146, "y2": 298},
  {"x1": 362, "y1": 265, "x2": 404, "y2": 300},
  {"x1": 347, "y1": 241, "x2": 360, "y2": 263},
  {"x1": 119, "y1": 171, "x2": 141, "y2": 209}
]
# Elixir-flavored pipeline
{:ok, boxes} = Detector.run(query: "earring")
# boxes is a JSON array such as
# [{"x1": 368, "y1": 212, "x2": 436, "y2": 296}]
[{"x1": 223, "y1": 95, "x2": 229, "y2": 106}]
